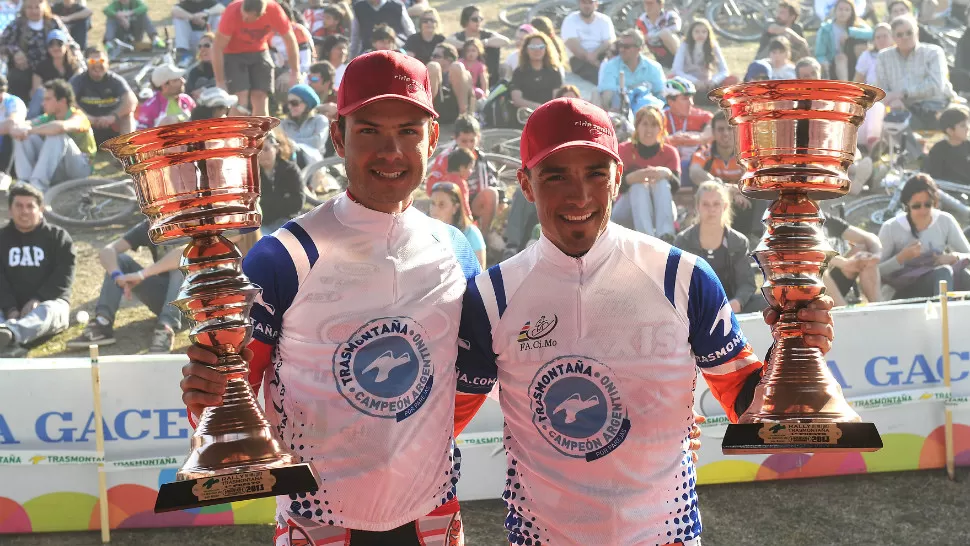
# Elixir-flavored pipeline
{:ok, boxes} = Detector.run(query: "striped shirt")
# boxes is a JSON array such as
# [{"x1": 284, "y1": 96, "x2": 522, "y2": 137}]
[{"x1": 875, "y1": 43, "x2": 954, "y2": 104}]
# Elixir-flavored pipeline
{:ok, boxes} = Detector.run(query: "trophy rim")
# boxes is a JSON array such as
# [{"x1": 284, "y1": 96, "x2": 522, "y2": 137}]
[
  {"x1": 708, "y1": 79, "x2": 886, "y2": 106},
  {"x1": 100, "y1": 116, "x2": 282, "y2": 158}
]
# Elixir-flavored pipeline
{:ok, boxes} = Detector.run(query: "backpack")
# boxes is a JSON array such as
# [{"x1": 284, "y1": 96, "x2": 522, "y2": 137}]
[{"x1": 480, "y1": 81, "x2": 515, "y2": 129}]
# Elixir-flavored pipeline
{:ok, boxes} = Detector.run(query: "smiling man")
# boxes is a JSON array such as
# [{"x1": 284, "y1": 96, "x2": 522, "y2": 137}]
[
  {"x1": 180, "y1": 51, "x2": 477, "y2": 545},
  {"x1": 453, "y1": 98, "x2": 836, "y2": 546}
]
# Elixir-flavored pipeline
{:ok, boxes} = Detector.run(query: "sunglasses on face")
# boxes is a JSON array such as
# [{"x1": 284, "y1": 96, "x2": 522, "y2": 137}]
[
  {"x1": 909, "y1": 201, "x2": 933, "y2": 210},
  {"x1": 432, "y1": 182, "x2": 459, "y2": 192},
  {"x1": 895, "y1": 29, "x2": 914, "y2": 38},
  {"x1": 309, "y1": 75, "x2": 323, "y2": 83},
  {"x1": 288, "y1": 99, "x2": 304, "y2": 107},
  {"x1": 527, "y1": 43, "x2": 546, "y2": 50},
  {"x1": 617, "y1": 42, "x2": 637, "y2": 49},
  {"x1": 469, "y1": 16, "x2": 483, "y2": 22},
  {"x1": 86, "y1": 58, "x2": 105, "y2": 66},
  {"x1": 200, "y1": 42, "x2": 212, "y2": 48},
  {"x1": 420, "y1": 18, "x2": 436, "y2": 23}
]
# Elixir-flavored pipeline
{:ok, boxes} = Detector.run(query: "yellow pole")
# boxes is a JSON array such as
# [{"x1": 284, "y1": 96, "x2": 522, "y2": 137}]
[
  {"x1": 90, "y1": 345, "x2": 111, "y2": 542},
  {"x1": 940, "y1": 281, "x2": 955, "y2": 481}
]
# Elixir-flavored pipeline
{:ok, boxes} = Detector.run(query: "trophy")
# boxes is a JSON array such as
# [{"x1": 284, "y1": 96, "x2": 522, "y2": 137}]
[
  {"x1": 709, "y1": 80, "x2": 884, "y2": 454},
  {"x1": 102, "y1": 117, "x2": 320, "y2": 512}
]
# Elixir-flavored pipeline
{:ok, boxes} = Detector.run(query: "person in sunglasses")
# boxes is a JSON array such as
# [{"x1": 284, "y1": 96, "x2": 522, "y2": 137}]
[
  {"x1": 185, "y1": 32, "x2": 216, "y2": 101},
  {"x1": 68, "y1": 46, "x2": 136, "y2": 145},
  {"x1": 404, "y1": 8, "x2": 445, "y2": 65},
  {"x1": 453, "y1": 97, "x2": 837, "y2": 546},
  {"x1": 448, "y1": 5, "x2": 510, "y2": 84},
  {"x1": 878, "y1": 173, "x2": 970, "y2": 299},
  {"x1": 280, "y1": 83, "x2": 328, "y2": 164}
]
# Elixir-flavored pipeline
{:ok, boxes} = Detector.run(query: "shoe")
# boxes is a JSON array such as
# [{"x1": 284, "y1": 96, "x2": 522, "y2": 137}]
[
  {"x1": 849, "y1": 156, "x2": 873, "y2": 196},
  {"x1": 149, "y1": 325, "x2": 175, "y2": 353},
  {"x1": 0, "y1": 326, "x2": 14, "y2": 349},
  {"x1": 0, "y1": 172, "x2": 11, "y2": 194},
  {"x1": 66, "y1": 318, "x2": 116, "y2": 348},
  {"x1": 176, "y1": 50, "x2": 194, "y2": 68},
  {"x1": 153, "y1": 36, "x2": 166, "y2": 49}
]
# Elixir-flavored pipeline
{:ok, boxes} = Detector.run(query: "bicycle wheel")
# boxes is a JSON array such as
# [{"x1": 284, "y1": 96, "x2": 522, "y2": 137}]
[
  {"x1": 840, "y1": 194, "x2": 892, "y2": 234},
  {"x1": 527, "y1": 0, "x2": 605, "y2": 32},
  {"x1": 44, "y1": 177, "x2": 139, "y2": 228},
  {"x1": 481, "y1": 153, "x2": 522, "y2": 192},
  {"x1": 499, "y1": 2, "x2": 534, "y2": 29},
  {"x1": 479, "y1": 128, "x2": 524, "y2": 155},
  {"x1": 606, "y1": 0, "x2": 642, "y2": 34},
  {"x1": 302, "y1": 156, "x2": 346, "y2": 206},
  {"x1": 706, "y1": 0, "x2": 770, "y2": 43}
]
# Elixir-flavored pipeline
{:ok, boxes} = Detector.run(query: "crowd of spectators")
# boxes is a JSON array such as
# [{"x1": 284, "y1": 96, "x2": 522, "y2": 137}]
[{"x1": 2, "y1": 0, "x2": 970, "y2": 357}]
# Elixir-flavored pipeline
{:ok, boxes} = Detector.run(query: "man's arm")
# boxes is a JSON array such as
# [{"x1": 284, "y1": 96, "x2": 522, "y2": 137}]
[
  {"x1": 454, "y1": 275, "x2": 499, "y2": 436},
  {"x1": 130, "y1": 0, "x2": 148, "y2": 16},
  {"x1": 842, "y1": 225, "x2": 882, "y2": 255},
  {"x1": 172, "y1": 5, "x2": 194, "y2": 20},
  {"x1": 399, "y1": 7, "x2": 416, "y2": 37},
  {"x1": 34, "y1": 229, "x2": 77, "y2": 304},
  {"x1": 212, "y1": 31, "x2": 231, "y2": 89},
  {"x1": 281, "y1": 28, "x2": 301, "y2": 81},
  {"x1": 103, "y1": 1, "x2": 117, "y2": 16},
  {"x1": 139, "y1": 244, "x2": 186, "y2": 278},
  {"x1": 98, "y1": 236, "x2": 133, "y2": 274}
]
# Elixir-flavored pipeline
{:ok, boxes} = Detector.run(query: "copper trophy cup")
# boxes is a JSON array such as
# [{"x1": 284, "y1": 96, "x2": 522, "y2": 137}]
[
  {"x1": 102, "y1": 117, "x2": 320, "y2": 512},
  {"x1": 709, "y1": 80, "x2": 884, "y2": 454}
]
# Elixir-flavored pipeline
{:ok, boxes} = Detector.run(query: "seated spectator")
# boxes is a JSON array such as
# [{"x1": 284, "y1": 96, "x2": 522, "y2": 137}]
[
  {"x1": 136, "y1": 64, "x2": 195, "y2": 129},
  {"x1": 925, "y1": 105, "x2": 970, "y2": 185},
  {"x1": 598, "y1": 28, "x2": 664, "y2": 113},
  {"x1": 879, "y1": 174, "x2": 970, "y2": 299},
  {"x1": 0, "y1": 183, "x2": 75, "y2": 358},
  {"x1": 823, "y1": 213, "x2": 882, "y2": 306},
  {"x1": 755, "y1": 0, "x2": 809, "y2": 61},
  {"x1": 66, "y1": 218, "x2": 185, "y2": 353},
  {"x1": 501, "y1": 23, "x2": 537, "y2": 81},
  {"x1": 271, "y1": 21, "x2": 314, "y2": 94},
  {"x1": 795, "y1": 56, "x2": 823, "y2": 79},
  {"x1": 671, "y1": 19, "x2": 736, "y2": 97},
  {"x1": 530, "y1": 16, "x2": 569, "y2": 72},
  {"x1": 662, "y1": 76, "x2": 712, "y2": 190},
  {"x1": 765, "y1": 36, "x2": 796, "y2": 80},
  {"x1": 319, "y1": 34, "x2": 349, "y2": 88},
  {"x1": 429, "y1": 175, "x2": 487, "y2": 269},
  {"x1": 5, "y1": 50, "x2": 34, "y2": 108},
  {"x1": 0, "y1": 75, "x2": 27, "y2": 174},
  {"x1": 71, "y1": 46, "x2": 136, "y2": 144},
  {"x1": 11, "y1": 79, "x2": 94, "y2": 192},
  {"x1": 674, "y1": 181, "x2": 760, "y2": 314},
  {"x1": 855, "y1": 23, "x2": 891, "y2": 84},
  {"x1": 307, "y1": 61, "x2": 337, "y2": 120},
  {"x1": 281, "y1": 84, "x2": 328, "y2": 164},
  {"x1": 635, "y1": 0, "x2": 681, "y2": 69},
  {"x1": 306, "y1": 1, "x2": 349, "y2": 41},
  {"x1": 744, "y1": 59, "x2": 772, "y2": 81},
  {"x1": 365, "y1": 23, "x2": 403, "y2": 55},
  {"x1": 560, "y1": 0, "x2": 615, "y2": 83},
  {"x1": 509, "y1": 33, "x2": 564, "y2": 119},
  {"x1": 876, "y1": 14, "x2": 955, "y2": 130},
  {"x1": 185, "y1": 33, "x2": 216, "y2": 100},
  {"x1": 447, "y1": 6, "x2": 510, "y2": 83},
  {"x1": 427, "y1": 147, "x2": 474, "y2": 216},
  {"x1": 428, "y1": 43, "x2": 475, "y2": 124},
  {"x1": 460, "y1": 38, "x2": 489, "y2": 97},
  {"x1": 172, "y1": 0, "x2": 225, "y2": 66},
  {"x1": 815, "y1": 0, "x2": 872, "y2": 81},
  {"x1": 0, "y1": 0, "x2": 74, "y2": 75},
  {"x1": 190, "y1": 86, "x2": 237, "y2": 120},
  {"x1": 103, "y1": 0, "x2": 164, "y2": 53},
  {"x1": 612, "y1": 104, "x2": 680, "y2": 241},
  {"x1": 426, "y1": 115, "x2": 500, "y2": 235},
  {"x1": 33, "y1": 31, "x2": 83, "y2": 111},
  {"x1": 404, "y1": 8, "x2": 445, "y2": 66},
  {"x1": 555, "y1": 84, "x2": 582, "y2": 99},
  {"x1": 52, "y1": 0, "x2": 92, "y2": 50},
  {"x1": 349, "y1": 0, "x2": 414, "y2": 58},
  {"x1": 886, "y1": 0, "x2": 943, "y2": 47},
  {"x1": 257, "y1": 129, "x2": 305, "y2": 233}
]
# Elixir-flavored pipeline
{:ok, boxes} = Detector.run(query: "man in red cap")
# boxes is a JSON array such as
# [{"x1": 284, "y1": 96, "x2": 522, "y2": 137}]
[
  {"x1": 452, "y1": 97, "x2": 837, "y2": 546},
  {"x1": 179, "y1": 51, "x2": 475, "y2": 545}
]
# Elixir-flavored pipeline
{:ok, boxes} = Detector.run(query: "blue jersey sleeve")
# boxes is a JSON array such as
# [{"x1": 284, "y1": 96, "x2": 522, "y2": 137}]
[
  {"x1": 242, "y1": 235, "x2": 300, "y2": 345},
  {"x1": 443, "y1": 223, "x2": 482, "y2": 279},
  {"x1": 456, "y1": 273, "x2": 499, "y2": 395}
]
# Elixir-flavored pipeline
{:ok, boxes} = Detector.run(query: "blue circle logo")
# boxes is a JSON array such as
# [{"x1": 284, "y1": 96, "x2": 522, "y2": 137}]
[
  {"x1": 333, "y1": 317, "x2": 434, "y2": 421},
  {"x1": 529, "y1": 356, "x2": 631, "y2": 461}
]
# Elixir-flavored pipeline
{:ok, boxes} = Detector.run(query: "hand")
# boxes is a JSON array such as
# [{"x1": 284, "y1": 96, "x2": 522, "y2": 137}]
[
  {"x1": 20, "y1": 299, "x2": 39, "y2": 317},
  {"x1": 935, "y1": 253, "x2": 960, "y2": 266},
  {"x1": 763, "y1": 296, "x2": 835, "y2": 354},
  {"x1": 689, "y1": 413, "x2": 705, "y2": 464},
  {"x1": 729, "y1": 299, "x2": 741, "y2": 313},
  {"x1": 191, "y1": 13, "x2": 207, "y2": 26},
  {"x1": 317, "y1": 102, "x2": 338, "y2": 120},
  {"x1": 10, "y1": 126, "x2": 29, "y2": 141},
  {"x1": 840, "y1": 257, "x2": 864, "y2": 276},
  {"x1": 181, "y1": 345, "x2": 255, "y2": 417},
  {"x1": 897, "y1": 241, "x2": 922, "y2": 264},
  {"x1": 116, "y1": 271, "x2": 144, "y2": 299}
]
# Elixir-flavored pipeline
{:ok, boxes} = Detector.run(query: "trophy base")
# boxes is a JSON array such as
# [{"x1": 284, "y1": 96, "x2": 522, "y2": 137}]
[
  {"x1": 722, "y1": 422, "x2": 883, "y2": 455},
  {"x1": 154, "y1": 463, "x2": 319, "y2": 513}
]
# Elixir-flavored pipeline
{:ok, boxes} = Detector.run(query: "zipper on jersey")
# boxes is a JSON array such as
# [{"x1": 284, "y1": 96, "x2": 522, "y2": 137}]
[
  {"x1": 576, "y1": 259, "x2": 584, "y2": 338},
  {"x1": 389, "y1": 215, "x2": 397, "y2": 302}
]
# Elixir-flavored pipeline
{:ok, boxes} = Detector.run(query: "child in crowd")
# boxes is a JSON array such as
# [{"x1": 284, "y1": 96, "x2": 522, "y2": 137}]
[
  {"x1": 766, "y1": 36, "x2": 796, "y2": 79},
  {"x1": 925, "y1": 106, "x2": 970, "y2": 186},
  {"x1": 460, "y1": 38, "x2": 489, "y2": 98},
  {"x1": 426, "y1": 146, "x2": 475, "y2": 220}
]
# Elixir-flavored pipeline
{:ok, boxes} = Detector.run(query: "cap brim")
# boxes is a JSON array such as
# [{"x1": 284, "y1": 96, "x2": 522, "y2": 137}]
[
  {"x1": 525, "y1": 141, "x2": 622, "y2": 170},
  {"x1": 338, "y1": 94, "x2": 438, "y2": 118}
]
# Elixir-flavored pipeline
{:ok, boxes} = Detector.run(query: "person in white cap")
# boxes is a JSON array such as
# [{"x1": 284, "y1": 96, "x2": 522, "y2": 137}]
[
  {"x1": 190, "y1": 87, "x2": 239, "y2": 120},
  {"x1": 136, "y1": 64, "x2": 196, "y2": 129}
]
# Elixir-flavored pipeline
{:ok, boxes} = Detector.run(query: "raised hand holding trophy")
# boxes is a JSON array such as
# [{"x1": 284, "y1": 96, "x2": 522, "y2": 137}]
[
  {"x1": 102, "y1": 117, "x2": 320, "y2": 512},
  {"x1": 709, "y1": 80, "x2": 885, "y2": 454}
]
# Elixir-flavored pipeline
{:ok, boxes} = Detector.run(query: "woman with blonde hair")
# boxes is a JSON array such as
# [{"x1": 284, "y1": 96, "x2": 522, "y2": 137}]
[
  {"x1": 429, "y1": 180, "x2": 487, "y2": 268},
  {"x1": 674, "y1": 180, "x2": 760, "y2": 313},
  {"x1": 508, "y1": 32, "x2": 563, "y2": 116},
  {"x1": 185, "y1": 32, "x2": 216, "y2": 100},
  {"x1": 530, "y1": 15, "x2": 568, "y2": 71},
  {"x1": 612, "y1": 105, "x2": 680, "y2": 241}
]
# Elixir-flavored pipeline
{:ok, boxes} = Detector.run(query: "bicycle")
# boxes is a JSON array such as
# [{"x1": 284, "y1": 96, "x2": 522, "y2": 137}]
[
  {"x1": 43, "y1": 177, "x2": 140, "y2": 228},
  {"x1": 607, "y1": 0, "x2": 770, "y2": 40}
]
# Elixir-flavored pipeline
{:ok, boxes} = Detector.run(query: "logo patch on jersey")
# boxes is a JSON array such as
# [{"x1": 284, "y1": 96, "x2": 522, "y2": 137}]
[
  {"x1": 253, "y1": 292, "x2": 277, "y2": 315},
  {"x1": 333, "y1": 317, "x2": 434, "y2": 421},
  {"x1": 517, "y1": 314, "x2": 558, "y2": 350},
  {"x1": 529, "y1": 356, "x2": 631, "y2": 461}
]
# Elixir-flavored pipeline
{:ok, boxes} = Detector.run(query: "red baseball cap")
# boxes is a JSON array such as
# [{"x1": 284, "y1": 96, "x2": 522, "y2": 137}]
[
  {"x1": 520, "y1": 98, "x2": 621, "y2": 170},
  {"x1": 337, "y1": 50, "x2": 438, "y2": 117}
]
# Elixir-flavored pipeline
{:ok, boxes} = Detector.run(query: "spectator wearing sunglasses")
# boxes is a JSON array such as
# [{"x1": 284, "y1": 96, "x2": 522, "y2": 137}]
[
  {"x1": 448, "y1": 5, "x2": 510, "y2": 84},
  {"x1": 306, "y1": 61, "x2": 337, "y2": 116},
  {"x1": 69, "y1": 46, "x2": 136, "y2": 144},
  {"x1": 280, "y1": 83, "x2": 328, "y2": 164},
  {"x1": 172, "y1": 0, "x2": 225, "y2": 67},
  {"x1": 429, "y1": 179, "x2": 486, "y2": 267},
  {"x1": 404, "y1": 8, "x2": 445, "y2": 65},
  {"x1": 879, "y1": 173, "x2": 970, "y2": 299},
  {"x1": 185, "y1": 33, "x2": 216, "y2": 100},
  {"x1": 257, "y1": 129, "x2": 305, "y2": 234}
]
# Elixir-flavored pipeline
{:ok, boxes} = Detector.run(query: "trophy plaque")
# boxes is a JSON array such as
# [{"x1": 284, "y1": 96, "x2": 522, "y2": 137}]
[
  {"x1": 102, "y1": 117, "x2": 320, "y2": 512},
  {"x1": 709, "y1": 80, "x2": 885, "y2": 454}
]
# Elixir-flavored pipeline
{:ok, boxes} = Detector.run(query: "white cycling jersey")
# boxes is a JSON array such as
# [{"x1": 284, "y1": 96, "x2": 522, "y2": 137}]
[
  {"x1": 456, "y1": 223, "x2": 762, "y2": 546},
  {"x1": 244, "y1": 192, "x2": 480, "y2": 532}
]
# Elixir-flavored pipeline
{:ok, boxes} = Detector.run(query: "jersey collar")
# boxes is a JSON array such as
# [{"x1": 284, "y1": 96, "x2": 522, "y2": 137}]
[
  {"x1": 535, "y1": 222, "x2": 617, "y2": 273},
  {"x1": 334, "y1": 191, "x2": 419, "y2": 233}
]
